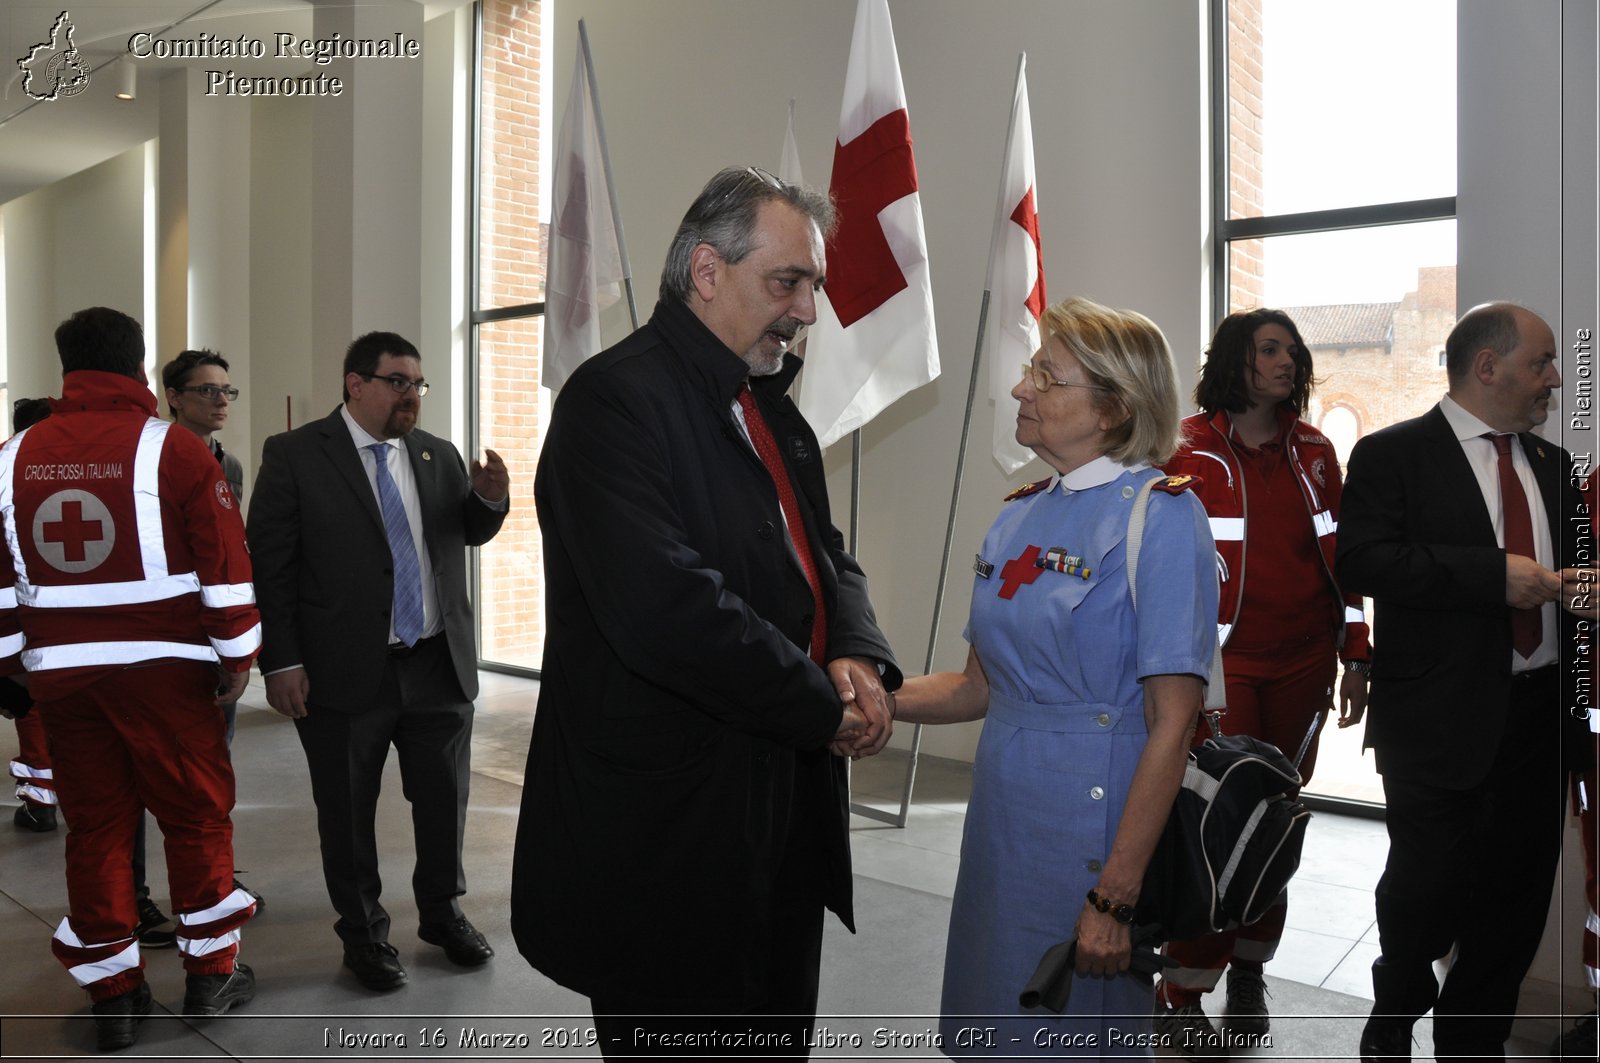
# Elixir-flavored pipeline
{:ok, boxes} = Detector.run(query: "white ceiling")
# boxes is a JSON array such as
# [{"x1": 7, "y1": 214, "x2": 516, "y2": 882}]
[{"x1": 0, "y1": 0, "x2": 468, "y2": 205}]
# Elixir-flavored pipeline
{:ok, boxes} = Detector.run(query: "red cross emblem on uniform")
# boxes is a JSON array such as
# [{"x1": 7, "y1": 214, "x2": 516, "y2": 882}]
[
  {"x1": 997, "y1": 544, "x2": 1045, "y2": 600},
  {"x1": 34, "y1": 489, "x2": 115, "y2": 573}
]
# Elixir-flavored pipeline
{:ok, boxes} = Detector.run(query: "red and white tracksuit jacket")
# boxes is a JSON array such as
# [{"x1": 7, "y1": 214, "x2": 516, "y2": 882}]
[
  {"x1": 1165, "y1": 409, "x2": 1370, "y2": 664},
  {"x1": 0, "y1": 370, "x2": 261, "y2": 994},
  {"x1": 1155, "y1": 410, "x2": 1370, "y2": 1002}
]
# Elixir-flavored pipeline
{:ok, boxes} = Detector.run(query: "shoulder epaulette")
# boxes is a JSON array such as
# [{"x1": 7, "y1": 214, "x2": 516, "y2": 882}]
[
  {"x1": 1151, "y1": 474, "x2": 1199, "y2": 495},
  {"x1": 1003, "y1": 477, "x2": 1051, "y2": 502}
]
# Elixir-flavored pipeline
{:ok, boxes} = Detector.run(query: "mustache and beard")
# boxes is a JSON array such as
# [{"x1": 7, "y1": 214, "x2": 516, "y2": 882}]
[{"x1": 743, "y1": 318, "x2": 806, "y2": 377}]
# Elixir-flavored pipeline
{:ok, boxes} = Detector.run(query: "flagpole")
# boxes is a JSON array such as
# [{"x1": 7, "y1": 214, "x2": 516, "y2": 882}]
[
  {"x1": 877, "y1": 289, "x2": 991, "y2": 832},
  {"x1": 577, "y1": 19, "x2": 638, "y2": 329},
  {"x1": 886, "y1": 54, "x2": 1032, "y2": 828}
]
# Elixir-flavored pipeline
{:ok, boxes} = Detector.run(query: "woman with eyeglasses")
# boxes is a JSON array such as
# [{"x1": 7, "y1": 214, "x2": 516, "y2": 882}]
[
  {"x1": 895, "y1": 297, "x2": 1218, "y2": 1057},
  {"x1": 1151, "y1": 309, "x2": 1369, "y2": 1055}
]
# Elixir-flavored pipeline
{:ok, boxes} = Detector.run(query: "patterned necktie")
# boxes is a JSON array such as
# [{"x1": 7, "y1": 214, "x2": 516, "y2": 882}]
[
  {"x1": 367, "y1": 442, "x2": 425, "y2": 647},
  {"x1": 1487, "y1": 433, "x2": 1541, "y2": 659},
  {"x1": 736, "y1": 386, "x2": 827, "y2": 664}
]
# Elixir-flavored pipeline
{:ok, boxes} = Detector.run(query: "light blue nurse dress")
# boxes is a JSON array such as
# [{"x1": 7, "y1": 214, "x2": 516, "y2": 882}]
[{"x1": 938, "y1": 458, "x2": 1217, "y2": 1059}]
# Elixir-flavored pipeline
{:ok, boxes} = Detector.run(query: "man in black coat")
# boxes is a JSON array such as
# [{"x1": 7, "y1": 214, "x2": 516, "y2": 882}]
[
  {"x1": 1337, "y1": 303, "x2": 1590, "y2": 1060},
  {"x1": 248, "y1": 332, "x2": 509, "y2": 991},
  {"x1": 512, "y1": 168, "x2": 901, "y2": 1057}
]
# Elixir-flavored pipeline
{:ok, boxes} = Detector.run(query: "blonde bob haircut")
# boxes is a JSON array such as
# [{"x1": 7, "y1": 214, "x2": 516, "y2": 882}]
[{"x1": 1039, "y1": 296, "x2": 1183, "y2": 466}]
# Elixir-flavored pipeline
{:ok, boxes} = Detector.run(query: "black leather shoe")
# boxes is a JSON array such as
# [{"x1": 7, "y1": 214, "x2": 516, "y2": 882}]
[
  {"x1": 92, "y1": 981, "x2": 152, "y2": 1051},
  {"x1": 418, "y1": 917, "x2": 494, "y2": 967},
  {"x1": 133, "y1": 897, "x2": 177, "y2": 949},
  {"x1": 1551, "y1": 1011, "x2": 1597, "y2": 1060},
  {"x1": 1360, "y1": 1017, "x2": 1414, "y2": 1062},
  {"x1": 183, "y1": 961, "x2": 255, "y2": 1017},
  {"x1": 13, "y1": 802, "x2": 57, "y2": 832},
  {"x1": 343, "y1": 941, "x2": 407, "y2": 990}
]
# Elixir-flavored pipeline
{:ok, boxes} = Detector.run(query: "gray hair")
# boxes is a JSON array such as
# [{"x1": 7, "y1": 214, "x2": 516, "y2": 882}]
[{"x1": 658, "y1": 167, "x2": 836, "y2": 303}]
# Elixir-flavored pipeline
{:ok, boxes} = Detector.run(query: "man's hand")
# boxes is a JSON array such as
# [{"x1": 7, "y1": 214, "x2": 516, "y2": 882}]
[
  {"x1": 215, "y1": 668, "x2": 250, "y2": 707},
  {"x1": 830, "y1": 701, "x2": 867, "y2": 757},
  {"x1": 1561, "y1": 567, "x2": 1598, "y2": 619},
  {"x1": 1506, "y1": 554, "x2": 1561, "y2": 610},
  {"x1": 1336, "y1": 668, "x2": 1369, "y2": 728},
  {"x1": 265, "y1": 667, "x2": 311, "y2": 719},
  {"x1": 827, "y1": 656, "x2": 893, "y2": 759},
  {"x1": 470, "y1": 448, "x2": 510, "y2": 503}
]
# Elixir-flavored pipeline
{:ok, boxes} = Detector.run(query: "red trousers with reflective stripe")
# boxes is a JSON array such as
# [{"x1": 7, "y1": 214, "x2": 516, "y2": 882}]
[
  {"x1": 10, "y1": 710, "x2": 54, "y2": 806},
  {"x1": 39, "y1": 661, "x2": 245, "y2": 998},
  {"x1": 1160, "y1": 635, "x2": 1335, "y2": 1002}
]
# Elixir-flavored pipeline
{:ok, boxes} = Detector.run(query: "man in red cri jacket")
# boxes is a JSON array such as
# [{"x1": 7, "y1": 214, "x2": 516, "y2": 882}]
[{"x1": 0, "y1": 307, "x2": 261, "y2": 1052}]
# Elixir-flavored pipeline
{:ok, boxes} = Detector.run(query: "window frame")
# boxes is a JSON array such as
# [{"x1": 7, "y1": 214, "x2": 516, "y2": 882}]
[
  {"x1": 468, "y1": 0, "x2": 545, "y2": 680},
  {"x1": 1207, "y1": 0, "x2": 1458, "y2": 818},
  {"x1": 1207, "y1": 0, "x2": 1457, "y2": 321}
]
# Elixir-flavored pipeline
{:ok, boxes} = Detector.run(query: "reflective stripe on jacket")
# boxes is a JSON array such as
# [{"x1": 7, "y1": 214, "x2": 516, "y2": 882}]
[{"x1": 1164, "y1": 409, "x2": 1370, "y2": 661}]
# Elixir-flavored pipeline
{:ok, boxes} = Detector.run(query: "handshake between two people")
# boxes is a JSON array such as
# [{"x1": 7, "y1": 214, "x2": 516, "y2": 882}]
[{"x1": 826, "y1": 655, "x2": 895, "y2": 760}]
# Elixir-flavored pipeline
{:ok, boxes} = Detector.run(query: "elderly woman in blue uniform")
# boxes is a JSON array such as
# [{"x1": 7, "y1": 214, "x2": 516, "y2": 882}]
[{"x1": 897, "y1": 297, "x2": 1217, "y2": 1058}]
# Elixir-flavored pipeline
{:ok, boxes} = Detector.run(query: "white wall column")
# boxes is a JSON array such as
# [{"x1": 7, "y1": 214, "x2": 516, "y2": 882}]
[{"x1": 310, "y1": 0, "x2": 426, "y2": 407}]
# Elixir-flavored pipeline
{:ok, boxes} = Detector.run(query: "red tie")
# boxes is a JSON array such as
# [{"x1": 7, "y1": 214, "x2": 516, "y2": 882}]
[
  {"x1": 737, "y1": 386, "x2": 828, "y2": 664},
  {"x1": 1489, "y1": 433, "x2": 1542, "y2": 659}
]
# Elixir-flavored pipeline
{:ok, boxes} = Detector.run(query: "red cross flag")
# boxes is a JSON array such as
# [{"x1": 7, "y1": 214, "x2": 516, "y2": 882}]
[
  {"x1": 796, "y1": 0, "x2": 939, "y2": 448},
  {"x1": 988, "y1": 54, "x2": 1047, "y2": 475}
]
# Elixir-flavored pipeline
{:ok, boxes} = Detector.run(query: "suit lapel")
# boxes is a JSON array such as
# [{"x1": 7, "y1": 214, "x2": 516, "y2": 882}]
[
  {"x1": 1521, "y1": 431, "x2": 1564, "y2": 541},
  {"x1": 319, "y1": 409, "x2": 385, "y2": 534},
  {"x1": 402, "y1": 432, "x2": 438, "y2": 564},
  {"x1": 1421, "y1": 405, "x2": 1498, "y2": 545}
]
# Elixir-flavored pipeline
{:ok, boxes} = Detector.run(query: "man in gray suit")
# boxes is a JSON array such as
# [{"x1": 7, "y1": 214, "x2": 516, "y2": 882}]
[{"x1": 247, "y1": 332, "x2": 508, "y2": 991}]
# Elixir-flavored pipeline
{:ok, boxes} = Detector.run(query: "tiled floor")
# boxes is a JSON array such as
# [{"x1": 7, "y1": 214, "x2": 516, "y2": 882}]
[
  {"x1": 0, "y1": 671, "x2": 1562, "y2": 1060},
  {"x1": 846, "y1": 745, "x2": 1389, "y2": 1002}
]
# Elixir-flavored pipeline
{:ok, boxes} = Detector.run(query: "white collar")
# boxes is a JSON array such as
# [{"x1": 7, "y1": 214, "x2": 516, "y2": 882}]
[
  {"x1": 1438, "y1": 393, "x2": 1504, "y2": 443},
  {"x1": 1048, "y1": 455, "x2": 1149, "y2": 493},
  {"x1": 341, "y1": 404, "x2": 399, "y2": 452}
]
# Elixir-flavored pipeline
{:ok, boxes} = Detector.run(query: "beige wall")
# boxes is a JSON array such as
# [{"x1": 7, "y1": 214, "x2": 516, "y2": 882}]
[
  {"x1": 552, "y1": 0, "x2": 1211, "y2": 760},
  {"x1": 2, "y1": 148, "x2": 144, "y2": 407}
]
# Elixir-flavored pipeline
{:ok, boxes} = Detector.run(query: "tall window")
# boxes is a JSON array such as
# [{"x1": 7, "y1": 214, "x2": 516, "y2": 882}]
[
  {"x1": 473, "y1": 0, "x2": 550, "y2": 671},
  {"x1": 1213, "y1": 0, "x2": 1457, "y2": 804}
]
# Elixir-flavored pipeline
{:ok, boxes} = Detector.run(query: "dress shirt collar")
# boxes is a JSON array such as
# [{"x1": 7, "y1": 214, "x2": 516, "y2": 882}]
[
  {"x1": 340, "y1": 404, "x2": 400, "y2": 455},
  {"x1": 1438, "y1": 393, "x2": 1501, "y2": 443},
  {"x1": 1047, "y1": 455, "x2": 1149, "y2": 494}
]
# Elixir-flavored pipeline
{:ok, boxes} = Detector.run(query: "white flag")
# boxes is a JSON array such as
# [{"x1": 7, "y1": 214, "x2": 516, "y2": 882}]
[
  {"x1": 987, "y1": 56, "x2": 1047, "y2": 475},
  {"x1": 542, "y1": 36, "x2": 624, "y2": 393},
  {"x1": 796, "y1": 0, "x2": 939, "y2": 448}
]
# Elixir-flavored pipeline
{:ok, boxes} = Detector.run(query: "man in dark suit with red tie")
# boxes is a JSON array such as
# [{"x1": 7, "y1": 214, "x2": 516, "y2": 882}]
[
  {"x1": 512, "y1": 167, "x2": 901, "y2": 1058},
  {"x1": 1337, "y1": 303, "x2": 1590, "y2": 1061}
]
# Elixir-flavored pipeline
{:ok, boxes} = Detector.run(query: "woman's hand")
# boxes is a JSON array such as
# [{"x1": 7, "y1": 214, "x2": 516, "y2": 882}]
[{"x1": 1072, "y1": 904, "x2": 1133, "y2": 977}]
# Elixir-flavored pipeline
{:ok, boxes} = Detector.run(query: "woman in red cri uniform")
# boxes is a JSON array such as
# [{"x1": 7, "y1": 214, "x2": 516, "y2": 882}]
[{"x1": 1154, "y1": 309, "x2": 1371, "y2": 1057}]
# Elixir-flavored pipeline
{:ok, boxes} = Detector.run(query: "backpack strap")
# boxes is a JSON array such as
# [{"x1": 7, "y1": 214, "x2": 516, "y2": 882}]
[{"x1": 1125, "y1": 473, "x2": 1228, "y2": 712}]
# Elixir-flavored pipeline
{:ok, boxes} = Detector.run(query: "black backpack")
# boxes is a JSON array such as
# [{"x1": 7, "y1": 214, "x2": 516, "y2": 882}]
[
  {"x1": 1135, "y1": 732, "x2": 1311, "y2": 942},
  {"x1": 1123, "y1": 473, "x2": 1312, "y2": 943}
]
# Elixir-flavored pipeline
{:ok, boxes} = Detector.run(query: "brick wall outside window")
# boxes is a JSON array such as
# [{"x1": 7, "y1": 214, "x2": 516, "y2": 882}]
[{"x1": 477, "y1": 0, "x2": 546, "y2": 668}]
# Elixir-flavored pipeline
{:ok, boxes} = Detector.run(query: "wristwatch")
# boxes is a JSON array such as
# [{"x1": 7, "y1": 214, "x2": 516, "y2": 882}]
[{"x1": 1085, "y1": 887, "x2": 1136, "y2": 925}]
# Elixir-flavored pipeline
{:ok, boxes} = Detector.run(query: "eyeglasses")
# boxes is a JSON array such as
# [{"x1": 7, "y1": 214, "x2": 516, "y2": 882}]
[
  {"x1": 1021, "y1": 362, "x2": 1108, "y2": 394},
  {"x1": 358, "y1": 373, "x2": 430, "y2": 397},
  {"x1": 173, "y1": 384, "x2": 240, "y2": 401},
  {"x1": 745, "y1": 165, "x2": 782, "y2": 189}
]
